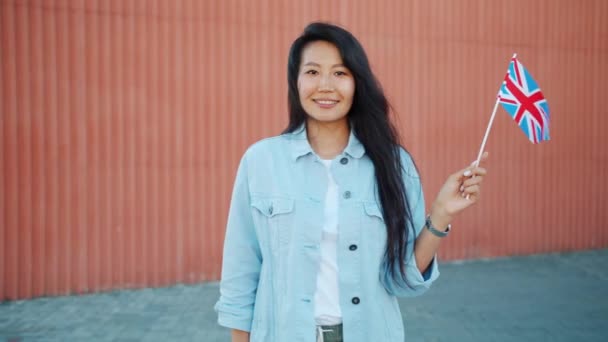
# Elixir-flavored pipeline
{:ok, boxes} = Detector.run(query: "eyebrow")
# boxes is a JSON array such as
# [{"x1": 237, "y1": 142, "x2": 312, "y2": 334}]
[{"x1": 302, "y1": 62, "x2": 346, "y2": 68}]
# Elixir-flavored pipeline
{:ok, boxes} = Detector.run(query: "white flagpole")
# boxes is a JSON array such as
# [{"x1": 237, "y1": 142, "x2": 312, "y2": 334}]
[
  {"x1": 465, "y1": 95, "x2": 500, "y2": 201},
  {"x1": 466, "y1": 53, "x2": 516, "y2": 200},
  {"x1": 472, "y1": 53, "x2": 516, "y2": 168},
  {"x1": 473, "y1": 96, "x2": 501, "y2": 168}
]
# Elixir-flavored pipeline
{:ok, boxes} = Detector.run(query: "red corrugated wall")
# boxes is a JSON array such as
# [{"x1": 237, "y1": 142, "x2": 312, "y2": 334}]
[{"x1": 1, "y1": 0, "x2": 607, "y2": 300}]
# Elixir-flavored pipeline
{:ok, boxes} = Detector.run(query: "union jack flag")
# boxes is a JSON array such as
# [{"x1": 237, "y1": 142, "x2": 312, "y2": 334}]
[{"x1": 498, "y1": 54, "x2": 550, "y2": 144}]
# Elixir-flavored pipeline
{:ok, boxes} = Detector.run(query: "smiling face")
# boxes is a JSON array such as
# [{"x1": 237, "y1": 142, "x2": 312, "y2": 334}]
[{"x1": 297, "y1": 40, "x2": 355, "y2": 125}]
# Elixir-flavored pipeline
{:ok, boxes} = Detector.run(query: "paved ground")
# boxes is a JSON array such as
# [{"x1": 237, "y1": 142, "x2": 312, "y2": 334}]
[{"x1": 1, "y1": 249, "x2": 607, "y2": 342}]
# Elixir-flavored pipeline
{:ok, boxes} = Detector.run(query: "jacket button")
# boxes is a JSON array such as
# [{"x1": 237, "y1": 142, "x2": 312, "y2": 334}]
[
  {"x1": 340, "y1": 157, "x2": 349, "y2": 165},
  {"x1": 349, "y1": 244, "x2": 357, "y2": 251},
  {"x1": 351, "y1": 297, "x2": 360, "y2": 305},
  {"x1": 343, "y1": 191, "x2": 351, "y2": 199},
  {"x1": 268, "y1": 206, "x2": 273, "y2": 215}
]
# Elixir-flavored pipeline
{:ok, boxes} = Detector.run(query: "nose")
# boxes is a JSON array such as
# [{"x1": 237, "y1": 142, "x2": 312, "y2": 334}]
[{"x1": 318, "y1": 74, "x2": 334, "y2": 92}]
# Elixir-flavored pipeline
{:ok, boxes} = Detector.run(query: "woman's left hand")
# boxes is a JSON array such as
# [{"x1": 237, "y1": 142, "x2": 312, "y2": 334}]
[{"x1": 430, "y1": 152, "x2": 489, "y2": 225}]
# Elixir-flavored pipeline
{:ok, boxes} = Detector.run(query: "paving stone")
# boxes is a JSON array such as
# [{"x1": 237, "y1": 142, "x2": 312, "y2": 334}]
[{"x1": 0, "y1": 249, "x2": 606, "y2": 341}]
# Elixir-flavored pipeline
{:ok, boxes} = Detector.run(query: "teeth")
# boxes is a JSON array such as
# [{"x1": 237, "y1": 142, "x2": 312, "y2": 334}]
[{"x1": 316, "y1": 100, "x2": 337, "y2": 105}]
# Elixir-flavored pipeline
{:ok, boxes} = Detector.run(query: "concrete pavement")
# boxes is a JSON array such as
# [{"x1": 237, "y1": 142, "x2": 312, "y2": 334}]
[{"x1": 1, "y1": 249, "x2": 607, "y2": 341}]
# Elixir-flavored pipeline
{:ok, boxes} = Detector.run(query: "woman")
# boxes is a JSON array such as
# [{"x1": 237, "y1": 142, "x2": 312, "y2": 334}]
[{"x1": 214, "y1": 22, "x2": 488, "y2": 342}]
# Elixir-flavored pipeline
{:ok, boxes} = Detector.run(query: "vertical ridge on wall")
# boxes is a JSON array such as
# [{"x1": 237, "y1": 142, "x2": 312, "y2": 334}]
[
  {"x1": 43, "y1": 1, "x2": 57, "y2": 296},
  {"x1": 149, "y1": 0, "x2": 160, "y2": 287},
  {"x1": 0, "y1": 0, "x2": 5, "y2": 300},
  {"x1": 84, "y1": 0, "x2": 97, "y2": 292},
  {"x1": 15, "y1": 0, "x2": 33, "y2": 299},
  {"x1": 2, "y1": 0, "x2": 18, "y2": 300},
  {"x1": 29, "y1": 0, "x2": 44, "y2": 298},
  {"x1": 181, "y1": 0, "x2": 192, "y2": 283},
  {"x1": 192, "y1": 0, "x2": 204, "y2": 282},
  {"x1": 216, "y1": 0, "x2": 228, "y2": 281},
  {"x1": 204, "y1": 0, "x2": 217, "y2": 281},
  {"x1": 1, "y1": 0, "x2": 607, "y2": 300},
  {"x1": 135, "y1": 0, "x2": 148, "y2": 287}
]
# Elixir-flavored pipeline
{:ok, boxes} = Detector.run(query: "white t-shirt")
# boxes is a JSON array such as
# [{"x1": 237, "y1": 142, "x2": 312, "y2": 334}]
[{"x1": 313, "y1": 158, "x2": 342, "y2": 325}]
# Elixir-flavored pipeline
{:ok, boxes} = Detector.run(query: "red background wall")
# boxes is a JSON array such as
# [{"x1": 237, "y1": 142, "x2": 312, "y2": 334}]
[{"x1": 1, "y1": 0, "x2": 607, "y2": 300}]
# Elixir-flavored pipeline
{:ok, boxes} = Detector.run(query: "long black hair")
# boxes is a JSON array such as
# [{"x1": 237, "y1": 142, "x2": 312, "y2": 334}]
[{"x1": 284, "y1": 22, "x2": 416, "y2": 285}]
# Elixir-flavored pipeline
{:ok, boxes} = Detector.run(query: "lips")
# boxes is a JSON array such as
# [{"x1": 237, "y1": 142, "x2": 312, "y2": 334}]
[
  {"x1": 314, "y1": 99, "x2": 339, "y2": 104},
  {"x1": 313, "y1": 99, "x2": 339, "y2": 108}
]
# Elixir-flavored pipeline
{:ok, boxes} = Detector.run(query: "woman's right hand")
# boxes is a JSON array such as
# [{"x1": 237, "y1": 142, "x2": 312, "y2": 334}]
[{"x1": 232, "y1": 329, "x2": 250, "y2": 342}]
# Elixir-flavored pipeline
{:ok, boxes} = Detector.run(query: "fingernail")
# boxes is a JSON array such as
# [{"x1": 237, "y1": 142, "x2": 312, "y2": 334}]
[
  {"x1": 460, "y1": 185, "x2": 464, "y2": 192},
  {"x1": 464, "y1": 170, "x2": 472, "y2": 177}
]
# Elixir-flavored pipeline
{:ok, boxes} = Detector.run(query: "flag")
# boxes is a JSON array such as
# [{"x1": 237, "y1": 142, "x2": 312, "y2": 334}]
[{"x1": 498, "y1": 54, "x2": 550, "y2": 144}]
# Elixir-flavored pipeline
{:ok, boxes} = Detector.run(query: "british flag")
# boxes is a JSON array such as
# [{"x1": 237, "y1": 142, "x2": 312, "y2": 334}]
[{"x1": 498, "y1": 54, "x2": 550, "y2": 144}]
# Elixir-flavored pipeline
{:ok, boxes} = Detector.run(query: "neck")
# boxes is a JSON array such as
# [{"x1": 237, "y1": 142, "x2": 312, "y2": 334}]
[{"x1": 306, "y1": 118, "x2": 350, "y2": 160}]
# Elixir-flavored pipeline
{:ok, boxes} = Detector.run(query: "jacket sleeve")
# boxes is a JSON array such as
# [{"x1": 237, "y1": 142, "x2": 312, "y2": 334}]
[
  {"x1": 214, "y1": 153, "x2": 262, "y2": 332},
  {"x1": 381, "y1": 148, "x2": 440, "y2": 297}
]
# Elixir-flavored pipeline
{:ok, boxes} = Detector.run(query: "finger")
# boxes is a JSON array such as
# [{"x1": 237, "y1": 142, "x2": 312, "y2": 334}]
[
  {"x1": 464, "y1": 192, "x2": 479, "y2": 201},
  {"x1": 463, "y1": 167, "x2": 487, "y2": 180},
  {"x1": 454, "y1": 154, "x2": 488, "y2": 181},
  {"x1": 462, "y1": 184, "x2": 480, "y2": 195},
  {"x1": 462, "y1": 189, "x2": 481, "y2": 203},
  {"x1": 457, "y1": 164, "x2": 483, "y2": 179},
  {"x1": 462, "y1": 174, "x2": 485, "y2": 187},
  {"x1": 471, "y1": 167, "x2": 487, "y2": 176},
  {"x1": 463, "y1": 191, "x2": 478, "y2": 201},
  {"x1": 469, "y1": 151, "x2": 489, "y2": 167},
  {"x1": 452, "y1": 167, "x2": 473, "y2": 182},
  {"x1": 471, "y1": 153, "x2": 490, "y2": 168},
  {"x1": 457, "y1": 166, "x2": 487, "y2": 183}
]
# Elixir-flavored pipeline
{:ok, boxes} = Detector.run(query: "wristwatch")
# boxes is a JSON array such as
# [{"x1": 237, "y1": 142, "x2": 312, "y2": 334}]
[{"x1": 424, "y1": 215, "x2": 451, "y2": 238}]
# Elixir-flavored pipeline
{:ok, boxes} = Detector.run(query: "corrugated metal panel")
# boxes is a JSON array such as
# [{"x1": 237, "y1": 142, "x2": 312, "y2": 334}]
[{"x1": 1, "y1": 0, "x2": 607, "y2": 300}]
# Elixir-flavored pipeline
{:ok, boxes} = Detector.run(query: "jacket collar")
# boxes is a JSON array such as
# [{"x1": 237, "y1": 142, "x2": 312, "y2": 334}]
[{"x1": 288, "y1": 123, "x2": 365, "y2": 161}]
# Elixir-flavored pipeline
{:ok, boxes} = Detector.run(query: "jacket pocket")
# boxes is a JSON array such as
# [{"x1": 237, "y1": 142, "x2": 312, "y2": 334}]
[
  {"x1": 363, "y1": 201, "x2": 384, "y2": 221},
  {"x1": 251, "y1": 196, "x2": 295, "y2": 251}
]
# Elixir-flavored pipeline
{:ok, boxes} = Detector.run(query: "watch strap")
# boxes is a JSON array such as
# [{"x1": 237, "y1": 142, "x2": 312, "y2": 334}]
[{"x1": 425, "y1": 215, "x2": 451, "y2": 238}]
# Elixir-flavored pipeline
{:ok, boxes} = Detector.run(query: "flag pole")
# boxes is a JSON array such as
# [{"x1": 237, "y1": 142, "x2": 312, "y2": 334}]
[
  {"x1": 465, "y1": 95, "x2": 500, "y2": 201},
  {"x1": 466, "y1": 53, "x2": 516, "y2": 200},
  {"x1": 473, "y1": 95, "x2": 501, "y2": 168},
  {"x1": 472, "y1": 53, "x2": 517, "y2": 168}
]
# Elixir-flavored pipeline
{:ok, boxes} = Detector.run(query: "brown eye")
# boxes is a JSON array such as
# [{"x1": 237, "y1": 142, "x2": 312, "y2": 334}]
[{"x1": 305, "y1": 69, "x2": 318, "y2": 75}]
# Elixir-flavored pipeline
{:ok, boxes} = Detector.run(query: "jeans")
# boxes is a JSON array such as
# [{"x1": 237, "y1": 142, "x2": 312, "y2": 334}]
[{"x1": 316, "y1": 323, "x2": 343, "y2": 342}]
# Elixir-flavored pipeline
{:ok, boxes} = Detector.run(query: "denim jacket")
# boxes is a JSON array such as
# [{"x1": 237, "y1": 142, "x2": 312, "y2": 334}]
[{"x1": 214, "y1": 125, "x2": 439, "y2": 342}]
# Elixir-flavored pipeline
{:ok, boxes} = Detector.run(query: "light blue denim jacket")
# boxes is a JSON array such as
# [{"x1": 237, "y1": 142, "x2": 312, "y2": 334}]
[{"x1": 214, "y1": 125, "x2": 439, "y2": 342}]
